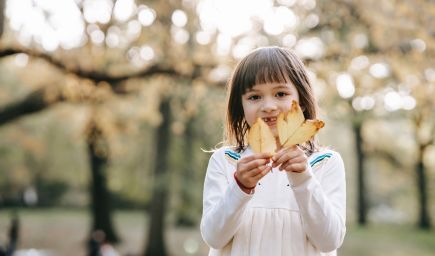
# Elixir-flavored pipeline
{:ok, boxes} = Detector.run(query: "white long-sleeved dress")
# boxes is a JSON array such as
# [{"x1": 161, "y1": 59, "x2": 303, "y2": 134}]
[{"x1": 200, "y1": 146, "x2": 346, "y2": 256}]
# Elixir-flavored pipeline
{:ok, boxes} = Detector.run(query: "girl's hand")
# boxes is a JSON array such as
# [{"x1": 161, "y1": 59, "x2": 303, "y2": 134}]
[
  {"x1": 235, "y1": 153, "x2": 272, "y2": 193},
  {"x1": 271, "y1": 146, "x2": 307, "y2": 173}
]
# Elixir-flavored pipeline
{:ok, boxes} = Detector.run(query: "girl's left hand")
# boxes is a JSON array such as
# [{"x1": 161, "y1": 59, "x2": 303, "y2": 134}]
[{"x1": 271, "y1": 146, "x2": 307, "y2": 173}]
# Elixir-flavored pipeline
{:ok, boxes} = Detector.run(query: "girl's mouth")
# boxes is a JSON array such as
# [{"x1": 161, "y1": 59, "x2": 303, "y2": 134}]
[{"x1": 262, "y1": 117, "x2": 277, "y2": 126}]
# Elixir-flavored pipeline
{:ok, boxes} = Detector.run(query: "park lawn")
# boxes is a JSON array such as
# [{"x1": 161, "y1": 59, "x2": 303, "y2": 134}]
[
  {"x1": 0, "y1": 208, "x2": 209, "y2": 256},
  {"x1": 0, "y1": 208, "x2": 434, "y2": 256},
  {"x1": 339, "y1": 224, "x2": 435, "y2": 256}
]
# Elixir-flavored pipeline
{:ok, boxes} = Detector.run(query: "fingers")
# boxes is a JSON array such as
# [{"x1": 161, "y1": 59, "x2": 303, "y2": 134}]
[
  {"x1": 279, "y1": 160, "x2": 306, "y2": 173},
  {"x1": 236, "y1": 153, "x2": 273, "y2": 189},
  {"x1": 238, "y1": 165, "x2": 272, "y2": 188},
  {"x1": 272, "y1": 146, "x2": 300, "y2": 167},
  {"x1": 235, "y1": 166, "x2": 270, "y2": 189},
  {"x1": 271, "y1": 146, "x2": 308, "y2": 173},
  {"x1": 237, "y1": 158, "x2": 271, "y2": 179},
  {"x1": 242, "y1": 158, "x2": 271, "y2": 172},
  {"x1": 236, "y1": 146, "x2": 307, "y2": 188},
  {"x1": 253, "y1": 165, "x2": 272, "y2": 179},
  {"x1": 237, "y1": 152, "x2": 272, "y2": 175}
]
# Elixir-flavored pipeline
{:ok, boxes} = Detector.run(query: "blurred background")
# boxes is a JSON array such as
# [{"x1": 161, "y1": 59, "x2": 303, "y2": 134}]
[{"x1": 0, "y1": 0, "x2": 434, "y2": 255}]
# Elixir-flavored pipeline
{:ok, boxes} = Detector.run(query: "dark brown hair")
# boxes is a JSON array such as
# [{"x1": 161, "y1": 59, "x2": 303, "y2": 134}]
[{"x1": 225, "y1": 46, "x2": 319, "y2": 154}]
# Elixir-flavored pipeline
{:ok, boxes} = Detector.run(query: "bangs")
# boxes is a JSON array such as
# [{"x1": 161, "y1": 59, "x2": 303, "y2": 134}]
[{"x1": 235, "y1": 48, "x2": 292, "y2": 93}]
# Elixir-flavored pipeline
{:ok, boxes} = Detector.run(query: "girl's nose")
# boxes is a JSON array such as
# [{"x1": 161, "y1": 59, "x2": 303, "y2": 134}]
[{"x1": 261, "y1": 98, "x2": 278, "y2": 112}]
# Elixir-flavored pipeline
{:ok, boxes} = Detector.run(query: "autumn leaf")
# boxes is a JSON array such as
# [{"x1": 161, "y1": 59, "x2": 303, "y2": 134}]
[
  {"x1": 277, "y1": 101, "x2": 305, "y2": 145},
  {"x1": 279, "y1": 101, "x2": 324, "y2": 148},
  {"x1": 281, "y1": 119, "x2": 325, "y2": 148},
  {"x1": 247, "y1": 101, "x2": 324, "y2": 153},
  {"x1": 247, "y1": 117, "x2": 277, "y2": 153}
]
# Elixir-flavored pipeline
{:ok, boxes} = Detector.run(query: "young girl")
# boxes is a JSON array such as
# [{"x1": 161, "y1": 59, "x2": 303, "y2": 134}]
[{"x1": 200, "y1": 47, "x2": 346, "y2": 256}]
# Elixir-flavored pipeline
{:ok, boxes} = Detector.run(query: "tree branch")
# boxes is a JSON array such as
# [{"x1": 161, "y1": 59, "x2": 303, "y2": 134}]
[
  {"x1": 0, "y1": 47, "x2": 226, "y2": 90},
  {"x1": 0, "y1": 47, "x2": 193, "y2": 83},
  {"x1": 367, "y1": 148, "x2": 403, "y2": 169},
  {"x1": 0, "y1": 46, "x2": 226, "y2": 126},
  {"x1": 0, "y1": 86, "x2": 64, "y2": 126}
]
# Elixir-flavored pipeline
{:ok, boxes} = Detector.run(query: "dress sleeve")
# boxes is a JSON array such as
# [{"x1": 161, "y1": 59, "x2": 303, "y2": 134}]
[
  {"x1": 200, "y1": 150, "x2": 253, "y2": 249},
  {"x1": 286, "y1": 151, "x2": 346, "y2": 252}
]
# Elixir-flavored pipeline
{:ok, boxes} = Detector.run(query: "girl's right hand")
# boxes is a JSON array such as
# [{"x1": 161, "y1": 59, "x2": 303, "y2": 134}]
[{"x1": 235, "y1": 153, "x2": 273, "y2": 193}]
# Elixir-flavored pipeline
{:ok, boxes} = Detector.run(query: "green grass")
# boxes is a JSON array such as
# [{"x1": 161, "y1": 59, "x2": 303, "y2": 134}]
[
  {"x1": 0, "y1": 208, "x2": 208, "y2": 256},
  {"x1": 339, "y1": 224, "x2": 435, "y2": 256},
  {"x1": 1, "y1": 209, "x2": 434, "y2": 255}
]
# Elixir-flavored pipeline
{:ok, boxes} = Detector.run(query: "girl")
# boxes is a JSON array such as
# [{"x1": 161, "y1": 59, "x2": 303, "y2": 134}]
[{"x1": 200, "y1": 47, "x2": 346, "y2": 256}]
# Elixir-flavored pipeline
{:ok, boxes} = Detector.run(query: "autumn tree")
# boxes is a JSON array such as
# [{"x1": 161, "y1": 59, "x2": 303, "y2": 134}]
[
  {"x1": 312, "y1": 0, "x2": 434, "y2": 227},
  {"x1": 0, "y1": 0, "x2": 222, "y2": 254}
]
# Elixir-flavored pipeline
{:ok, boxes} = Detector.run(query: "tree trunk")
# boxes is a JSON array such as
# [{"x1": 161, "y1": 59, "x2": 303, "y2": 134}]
[
  {"x1": 176, "y1": 116, "x2": 196, "y2": 227},
  {"x1": 354, "y1": 123, "x2": 367, "y2": 225},
  {"x1": 0, "y1": 0, "x2": 5, "y2": 38},
  {"x1": 144, "y1": 98, "x2": 171, "y2": 256},
  {"x1": 416, "y1": 144, "x2": 431, "y2": 229},
  {"x1": 87, "y1": 122, "x2": 119, "y2": 244}
]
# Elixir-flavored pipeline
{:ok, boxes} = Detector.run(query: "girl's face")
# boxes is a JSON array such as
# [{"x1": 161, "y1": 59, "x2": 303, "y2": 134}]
[{"x1": 242, "y1": 82, "x2": 300, "y2": 138}]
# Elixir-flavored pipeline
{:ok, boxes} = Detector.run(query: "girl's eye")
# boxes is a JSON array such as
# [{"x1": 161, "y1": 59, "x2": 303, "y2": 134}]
[
  {"x1": 276, "y1": 92, "x2": 289, "y2": 97},
  {"x1": 248, "y1": 95, "x2": 261, "y2": 100}
]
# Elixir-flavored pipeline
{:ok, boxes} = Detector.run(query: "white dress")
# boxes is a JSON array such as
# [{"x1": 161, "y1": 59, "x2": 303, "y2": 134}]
[{"x1": 200, "y1": 146, "x2": 346, "y2": 256}]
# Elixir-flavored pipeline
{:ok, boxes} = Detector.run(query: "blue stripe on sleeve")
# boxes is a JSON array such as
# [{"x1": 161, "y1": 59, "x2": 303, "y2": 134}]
[
  {"x1": 310, "y1": 153, "x2": 332, "y2": 167},
  {"x1": 225, "y1": 150, "x2": 241, "y2": 160}
]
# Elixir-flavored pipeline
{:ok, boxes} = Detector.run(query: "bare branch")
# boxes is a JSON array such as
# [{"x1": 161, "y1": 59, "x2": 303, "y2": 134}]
[
  {"x1": 0, "y1": 47, "x2": 191, "y2": 82},
  {"x1": 0, "y1": 86, "x2": 64, "y2": 126},
  {"x1": 366, "y1": 148, "x2": 403, "y2": 169},
  {"x1": 0, "y1": 48, "x2": 226, "y2": 126},
  {"x1": 0, "y1": 47, "x2": 226, "y2": 89}
]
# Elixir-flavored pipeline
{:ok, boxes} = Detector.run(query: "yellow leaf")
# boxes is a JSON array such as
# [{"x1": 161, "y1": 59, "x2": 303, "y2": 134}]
[
  {"x1": 277, "y1": 101, "x2": 305, "y2": 145},
  {"x1": 247, "y1": 100, "x2": 324, "y2": 153},
  {"x1": 247, "y1": 117, "x2": 277, "y2": 153},
  {"x1": 282, "y1": 120, "x2": 325, "y2": 148}
]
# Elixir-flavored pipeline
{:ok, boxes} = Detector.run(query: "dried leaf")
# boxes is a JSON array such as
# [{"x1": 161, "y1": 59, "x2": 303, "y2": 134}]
[
  {"x1": 282, "y1": 120, "x2": 325, "y2": 148},
  {"x1": 277, "y1": 101, "x2": 305, "y2": 145},
  {"x1": 248, "y1": 100, "x2": 324, "y2": 153},
  {"x1": 247, "y1": 117, "x2": 277, "y2": 153}
]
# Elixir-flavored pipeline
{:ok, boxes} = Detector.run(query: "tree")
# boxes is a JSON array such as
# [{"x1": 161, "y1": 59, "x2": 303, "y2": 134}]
[
  {"x1": 0, "y1": 0, "x2": 4, "y2": 38},
  {"x1": 87, "y1": 118, "x2": 119, "y2": 242},
  {"x1": 2, "y1": 1, "x2": 433, "y2": 254},
  {"x1": 312, "y1": 0, "x2": 434, "y2": 227},
  {"x1": 1, "y1": 1, "x2": 221, "y2": 254},
  {"x1": 144, "y1": 96, "x2": 171, "y2": 256}
]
